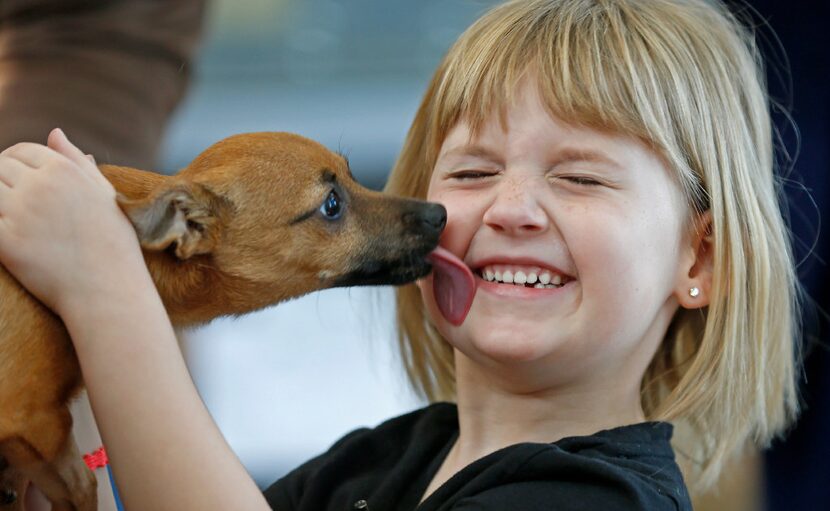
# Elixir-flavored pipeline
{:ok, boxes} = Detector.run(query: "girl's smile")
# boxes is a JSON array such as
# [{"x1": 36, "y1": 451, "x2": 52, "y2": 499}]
[
  {"x1": 470, "y1": 254, "x2": 576, "y2": 299},
  {"x1": 420, "y1": 80, "x2": 694, "y2": 392}
]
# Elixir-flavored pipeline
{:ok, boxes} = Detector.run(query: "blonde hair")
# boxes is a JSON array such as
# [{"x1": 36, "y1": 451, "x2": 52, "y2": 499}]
[{"x1": 385, "y1": 0, "x2": 800, "y2": 491}]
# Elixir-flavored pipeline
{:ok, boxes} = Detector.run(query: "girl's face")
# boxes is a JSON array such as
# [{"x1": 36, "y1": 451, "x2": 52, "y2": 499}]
[{"x1": 420, "y1": 83, "x2": 697, "y2": 393}]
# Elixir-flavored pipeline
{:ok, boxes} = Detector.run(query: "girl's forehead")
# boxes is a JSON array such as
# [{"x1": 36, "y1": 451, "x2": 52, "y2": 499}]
[{"x1": 439, "y1": 95, "x2": 638, "y2": 156}]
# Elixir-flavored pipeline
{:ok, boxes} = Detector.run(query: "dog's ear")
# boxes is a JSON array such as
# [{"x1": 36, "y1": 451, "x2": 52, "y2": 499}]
[{"x1": 118, "y1": 183, "x2": 232, "y2": 259}]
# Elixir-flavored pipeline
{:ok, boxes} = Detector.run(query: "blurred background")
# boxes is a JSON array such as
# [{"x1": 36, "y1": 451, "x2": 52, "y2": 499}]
[
  {"x1": 159, "y1": 0, "x2": 497, "y2": 187},
  {"x1": 0, "y1": 0, "x2": 826, "y2": 508}
]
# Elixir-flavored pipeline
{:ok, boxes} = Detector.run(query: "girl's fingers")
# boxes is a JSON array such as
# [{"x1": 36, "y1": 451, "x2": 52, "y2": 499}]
[
  {"x1": 0, "y1": 155, "x2": 30, "y2": 187},
  {"x1": 0, "y1": 177, "x2": 10, "y2": 204},
  {"x1": 47, "y1": 128, "x2": 89, "y2": 166},
  {"x1": 1, "y1": 142, "x2": 52, "y2": 169},
  {"x1": 1, "y1": 133, "x2": 104, "y2": 188},
  {"x1": 47, "y1": 129, "x2": 110, "y2": 186},
  {"x1": 0, "y1": 175, "x2": 14, "y2": 219}
]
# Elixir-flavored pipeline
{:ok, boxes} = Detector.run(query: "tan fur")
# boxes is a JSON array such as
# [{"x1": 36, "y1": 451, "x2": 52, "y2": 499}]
[{"x1": 0, "y1": 132, "x2": 446, "y2": 510}]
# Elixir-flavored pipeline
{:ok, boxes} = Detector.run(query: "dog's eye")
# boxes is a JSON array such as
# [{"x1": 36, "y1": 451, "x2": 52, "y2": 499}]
[{"x1": 320, "y1": 190, "x2": 343, "y2": 220}]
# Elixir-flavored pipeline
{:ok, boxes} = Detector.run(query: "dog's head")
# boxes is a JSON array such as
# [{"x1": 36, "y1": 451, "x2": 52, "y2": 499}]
[{"x1": 118, "y1": 132, "x2": 444, "y2": 310}]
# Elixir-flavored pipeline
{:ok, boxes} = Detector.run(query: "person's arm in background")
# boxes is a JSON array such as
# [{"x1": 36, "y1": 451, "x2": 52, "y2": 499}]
[
  {"x1": 0, "y1": 1, "x2": 207, "y2": 508},
  {"x1": 0, "y1": 0, "x2": 206, "y2": 168}
]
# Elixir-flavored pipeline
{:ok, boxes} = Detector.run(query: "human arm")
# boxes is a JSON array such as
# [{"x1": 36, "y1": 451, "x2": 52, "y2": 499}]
[
  {"x1": 0, "y1": 0, "x2": 206, "y2": 169},
  {"x1": 0, "y1": 130, "x2": 270, "y2": 511}
]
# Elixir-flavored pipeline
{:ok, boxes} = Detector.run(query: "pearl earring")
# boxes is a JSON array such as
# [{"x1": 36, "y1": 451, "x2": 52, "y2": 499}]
[{"x1": 689, "y1": 287, "x2": 700, "y2": 298}]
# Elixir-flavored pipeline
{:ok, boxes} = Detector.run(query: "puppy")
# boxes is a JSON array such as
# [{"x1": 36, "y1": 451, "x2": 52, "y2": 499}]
[{"x1": 0, "y1": 132, "x2": 446, "y2": 511}]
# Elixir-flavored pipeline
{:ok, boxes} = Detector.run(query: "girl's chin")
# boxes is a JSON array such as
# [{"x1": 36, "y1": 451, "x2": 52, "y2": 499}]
[
  {"x1": 461, "y1": 297, "x2": 568, "y2": 327},
  {"x1": 446, "y1": 321, "x2": 568, "y2": 365}
]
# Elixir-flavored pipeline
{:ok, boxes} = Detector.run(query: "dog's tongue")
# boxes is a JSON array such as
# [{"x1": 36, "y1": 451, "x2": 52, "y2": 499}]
[{"x1": 427, "y1": 246, "x2": 476, "y2": 326}]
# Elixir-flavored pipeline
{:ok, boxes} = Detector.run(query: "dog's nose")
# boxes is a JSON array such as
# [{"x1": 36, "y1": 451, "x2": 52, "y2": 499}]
[
  {"x1": 404, "y1": 203, "x2": 447, "y2": 236},
  {"x1": 422, "y1": 203, "x2": 448, "y2": 232}
]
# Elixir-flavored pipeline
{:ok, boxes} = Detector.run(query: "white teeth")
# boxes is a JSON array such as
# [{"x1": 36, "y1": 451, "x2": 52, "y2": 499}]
[{"x1": 479, "y1": 265, "x2": 567, "y2": 288}]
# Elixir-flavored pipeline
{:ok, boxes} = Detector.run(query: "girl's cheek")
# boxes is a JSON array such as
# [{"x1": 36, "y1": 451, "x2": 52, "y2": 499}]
[
  {"x1": 440, "y1": 210, "x2": 475, "y2": 256},
  {"x1": 433, "y1": 187, "x2": 490, "y2": 257}
]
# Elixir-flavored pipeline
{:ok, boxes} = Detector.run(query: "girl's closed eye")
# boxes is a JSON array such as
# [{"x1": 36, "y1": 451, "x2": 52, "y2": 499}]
[
  {"x1": 559, "y1": 175, "x2": 603, "y2": 186},
  {"x1": 549, "y1": 173, "x2": 609, "y2": 187},
  {"x1": 448, "y1": 169, "x2": 499, "y2": 180}
]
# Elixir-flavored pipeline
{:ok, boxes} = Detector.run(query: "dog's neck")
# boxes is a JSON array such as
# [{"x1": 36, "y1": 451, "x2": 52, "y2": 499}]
[
  {"x1": 142, "y1": 251, "x2": 305, "y2": 327},
  {"x1": 103, "y1": 164, "x2": 306, "y2": 326},
  {"x1": 142, "y1": 251, "x2": 230, "y2": 326},
  {"x1": 101, "y1": 165, "x2": 236, "y2": 325}
]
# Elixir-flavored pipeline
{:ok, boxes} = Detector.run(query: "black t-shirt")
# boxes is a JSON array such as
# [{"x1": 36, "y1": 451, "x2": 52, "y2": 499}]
[{"x1": 263, "y1": 403, "x2": 692, "y2": 510}]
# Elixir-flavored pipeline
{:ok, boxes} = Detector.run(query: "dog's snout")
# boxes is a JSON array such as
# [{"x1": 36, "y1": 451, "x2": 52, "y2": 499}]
[{"x1": 403, "y1": 203, "x2": 447, "y2": 236}]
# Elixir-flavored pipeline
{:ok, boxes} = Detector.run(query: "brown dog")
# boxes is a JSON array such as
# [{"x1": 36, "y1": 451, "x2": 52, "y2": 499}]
[{"x1": 0, "y1": 132, "x2": 446, "y2": 510}]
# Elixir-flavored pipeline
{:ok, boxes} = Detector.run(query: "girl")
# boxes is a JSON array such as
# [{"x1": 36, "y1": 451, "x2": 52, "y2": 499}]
[{"x1": 0, "y1": 0, "x2": 799, "y2": 509}]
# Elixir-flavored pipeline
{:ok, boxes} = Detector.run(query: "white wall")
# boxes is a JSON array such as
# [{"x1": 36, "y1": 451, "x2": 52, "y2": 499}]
[{"x1": 180, "y1": 287, "x2": 424, "y2": 487}]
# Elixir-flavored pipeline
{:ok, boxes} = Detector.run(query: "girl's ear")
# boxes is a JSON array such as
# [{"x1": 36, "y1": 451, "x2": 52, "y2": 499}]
[{"x1": 675, "y1": 210, "x2": 713, "y2": 309}]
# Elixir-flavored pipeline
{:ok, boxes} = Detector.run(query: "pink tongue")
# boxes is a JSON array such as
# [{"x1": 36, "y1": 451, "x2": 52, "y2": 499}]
[{"x1": 427, "y1": 246, "x2": 476, "y2": 326}]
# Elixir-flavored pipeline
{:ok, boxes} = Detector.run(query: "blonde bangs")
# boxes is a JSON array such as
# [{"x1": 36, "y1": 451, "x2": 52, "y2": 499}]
[{"x1": 427, "y1": 0, "x2": 717, "y2": 212}]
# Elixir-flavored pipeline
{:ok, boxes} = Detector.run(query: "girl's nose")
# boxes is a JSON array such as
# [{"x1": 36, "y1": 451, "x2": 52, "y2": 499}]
[{"x1": 482, "y1": 177, "x2": 549, "y2": 236}]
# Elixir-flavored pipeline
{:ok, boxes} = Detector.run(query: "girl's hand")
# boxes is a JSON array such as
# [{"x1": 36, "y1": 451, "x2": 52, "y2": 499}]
[{"x1": 0, "y1": 128, "x2": 145, "y2": 317}]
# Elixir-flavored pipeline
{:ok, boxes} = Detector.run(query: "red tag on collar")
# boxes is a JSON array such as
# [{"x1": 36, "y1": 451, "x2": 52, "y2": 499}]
[{"x1": 83, "y1": 446, "x2": 109, "y2": 470}]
